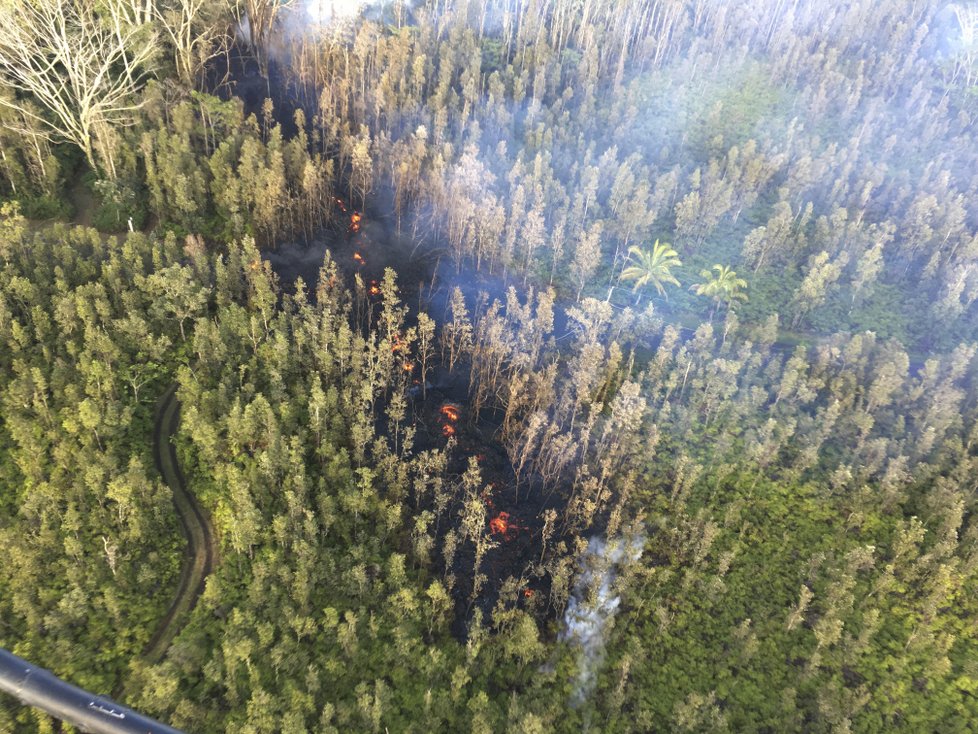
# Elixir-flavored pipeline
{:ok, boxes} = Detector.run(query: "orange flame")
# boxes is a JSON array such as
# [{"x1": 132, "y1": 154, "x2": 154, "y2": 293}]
[
  {"x1": 402, "y1": 362, "x2": 414, "y2": 373},
  {"x1": 336, "y1": 198, "x2": 347, "y2": 213},
  {"x1": 353, "y1": 252, "x2": 365, "y2": 265},
  {"x1": 368, "y1": 280, "x2": 381, "y2": 296},
  {"x1": 350, "y1": 212, "x2": 362, "y2": 233},
  {"x1": 523, "y1": 588, "x2": 534, "y2": 598},
  {"x1": 490, "y1": 512, "x2": 514, "y2": 537},
  {"x1": 439, "y1": 403, "x2": 460, "y2": 438},
  {"x1": 489, "y1": 509, "x2": 522, "y2": 539},
  {"x1": 249, "y1": 258, "x2": 262, "y2": 272}
]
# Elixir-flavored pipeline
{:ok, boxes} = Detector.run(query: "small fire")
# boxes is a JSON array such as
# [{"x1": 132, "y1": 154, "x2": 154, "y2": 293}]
[
  {"x1": 490, "y1": 511, "x2": 520, "y2": 539},
  {"x1": 391, "y1": 334, "x2": 405, "y2": 353},
  {"x1": 249, "y1": 258, "x2": 262, "y2": 272},
  {"x1": 350, "y1": 212, "x2": 362, "y2": 233},
  {"x1": 336, "y1": 198, "x2": 347, "y2": 213},
  {"x1": 353, "y1": 252, "x2": 365, "y2": 265},
  {"x1": 438, "y1": 403, "x2": 460, "y2": 439},
  {"x1": 368, "y1": 280, "x2": 381, "y2": 296},
  {"x1": 523, "y1": 588, "x2": 534, "y2": 598},
  {"x1": 402, "y1": 362, "x2": 414, "y2": 373}
]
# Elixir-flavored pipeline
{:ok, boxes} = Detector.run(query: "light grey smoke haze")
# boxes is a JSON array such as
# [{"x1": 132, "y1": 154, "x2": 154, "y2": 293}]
[
  {"x1": 561, "y1": 535, "x2": 645, "y2": 703},
  {"x1": 301, "y1": 0, "x2": 372, "y2": 24}
]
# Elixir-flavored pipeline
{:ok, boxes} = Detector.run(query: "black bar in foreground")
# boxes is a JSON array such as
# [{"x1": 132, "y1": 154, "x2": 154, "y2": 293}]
[{"x1": 0, "y1": 648, "x2": 185, "y2": 734}]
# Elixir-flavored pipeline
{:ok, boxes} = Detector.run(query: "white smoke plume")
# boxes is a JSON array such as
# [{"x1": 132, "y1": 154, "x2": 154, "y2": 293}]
[
  {"x1": 561, "y1": 534, "x2": 645, "y2": 704},
  {"x1": 239, "y1": 0, "x2": 417, "y2": 53},
  {"x1": 301, "y1": 0, "x2": 373, "y2": 25}
]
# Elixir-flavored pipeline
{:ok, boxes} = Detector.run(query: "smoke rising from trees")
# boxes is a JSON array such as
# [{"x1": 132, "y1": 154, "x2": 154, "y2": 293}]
[{"x1": 3, "y1": 1, "x2": 978, "y2": 732}]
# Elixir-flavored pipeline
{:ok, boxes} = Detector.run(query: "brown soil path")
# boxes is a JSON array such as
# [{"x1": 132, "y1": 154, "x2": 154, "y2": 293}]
[{"x1": 143, "y1": 384, "x2": 218, "y2": 663}]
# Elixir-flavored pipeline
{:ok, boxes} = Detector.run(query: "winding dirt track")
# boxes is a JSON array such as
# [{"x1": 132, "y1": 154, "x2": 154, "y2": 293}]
[{"x1": 144, "y1": 384, "x2": 217, "y2": 663}]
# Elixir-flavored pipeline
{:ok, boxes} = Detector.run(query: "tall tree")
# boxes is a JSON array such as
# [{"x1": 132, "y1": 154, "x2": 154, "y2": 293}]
[
  {"x1": 0, "y1": 0, "x2": 157, "y2": 177},
  {"x1": 156, "y1": 0, "x2": 230, "y2": 88},
  {"x1": 619, "y1": 240, "x2": 682, "y2": 303},
  {"x1": 691, "y1": 265, "x2": 748, "y2": 320},
  {"x1": 236, "y1": 0, "x2": 293, "y2": 82}
]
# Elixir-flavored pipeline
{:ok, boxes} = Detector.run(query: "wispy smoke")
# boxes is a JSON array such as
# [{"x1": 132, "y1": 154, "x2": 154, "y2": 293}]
[
  {"x1": 561, "y1": 535, "x2": 645, "y2": 704},
  {"x1": 292, "y1": 0, "x2": 419, "y2": 28},
  {"x1": 240, "y1": 0, "x2": 416, "y2": 55},
  {"x1": 301, "y1": 0, "x2": 373, "y2": 25}
]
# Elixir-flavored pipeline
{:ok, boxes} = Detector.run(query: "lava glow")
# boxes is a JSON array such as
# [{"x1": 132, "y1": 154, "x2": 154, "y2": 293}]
[
  {"x1": 439, "y1": 405, "x2": 460, "y2": 422},
  {"x1": 438, "y1": 404, "x2": 459, "y2": 437},
  {"x1": 489, "y1": 511, "x2": 520, "y2": 539}
]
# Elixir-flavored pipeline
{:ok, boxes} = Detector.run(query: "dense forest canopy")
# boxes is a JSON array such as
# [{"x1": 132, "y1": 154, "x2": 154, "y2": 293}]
[{"x1": 2, "y1": 0, "x2": 978, "y2": 732}]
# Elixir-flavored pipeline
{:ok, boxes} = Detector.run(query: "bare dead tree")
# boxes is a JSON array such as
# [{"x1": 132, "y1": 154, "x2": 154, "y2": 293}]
[
  {"x1": 0, "y1": 0, "x2": 157, "y2": 178},
  {"x1": 233, "y1": 0, "x2": 295, "y2": 82},
  {"x1": 156, "y1": 0, "x2": 232, "y2": 88}
]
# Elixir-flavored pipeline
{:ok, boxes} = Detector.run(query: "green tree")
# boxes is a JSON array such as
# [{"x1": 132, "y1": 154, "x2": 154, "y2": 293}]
[
  {"x1": 618, "y1": 240, "x2": 682, "y2": 304},
  {"x1": 146, "y1": 263, "x2": 208, "y2": 340},
  {"x1": 691, "y1": 265, "x2": 748, "y2": 320}
]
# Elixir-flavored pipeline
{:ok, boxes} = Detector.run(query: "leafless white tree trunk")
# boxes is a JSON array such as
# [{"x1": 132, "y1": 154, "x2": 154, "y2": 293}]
[
  {"x1": 157, "y1": 0, "x2": 230, "y2": 88},
  {"x1": 0, "y1": 0, "x2": 158, "y2": 178},
  {"x1": 234, "y1": 0, "x2": 295, "y2": 81}
]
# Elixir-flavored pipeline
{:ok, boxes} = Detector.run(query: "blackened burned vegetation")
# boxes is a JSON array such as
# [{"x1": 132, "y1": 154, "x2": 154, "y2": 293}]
[{"x1": 304, "y1": 206, "x2": 643, "y2": 636}]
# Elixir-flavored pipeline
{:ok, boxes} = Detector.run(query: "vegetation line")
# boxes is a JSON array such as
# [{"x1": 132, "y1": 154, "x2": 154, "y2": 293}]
[{"x1": 143, "y1": 383, "x2": 217, "y2": 664}]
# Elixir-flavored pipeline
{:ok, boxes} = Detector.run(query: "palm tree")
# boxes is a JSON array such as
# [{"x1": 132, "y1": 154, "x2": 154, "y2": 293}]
[
  {"x1": 691, "y1": 264, "x2": 747, "y2": 320},
  {"x1": 617, "y1": 240, "x2": 682, "y2": 304}
]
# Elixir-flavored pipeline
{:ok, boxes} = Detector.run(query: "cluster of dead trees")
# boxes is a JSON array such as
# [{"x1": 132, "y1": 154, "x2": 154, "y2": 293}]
[
  {"x1": 1, "y1": 0, "x2": 976, "y2": 336},
  {"x1": 262, "y1": 0, "x2": 978, "y2": 337},
  {"x1": 0, "y1": 0, "x2": 285, "y2": 178}
]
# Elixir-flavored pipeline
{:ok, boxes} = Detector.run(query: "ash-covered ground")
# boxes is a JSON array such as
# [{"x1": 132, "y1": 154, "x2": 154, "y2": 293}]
[{"x1": 264, "y1": 206, "x2": 583, "y2": 634}]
